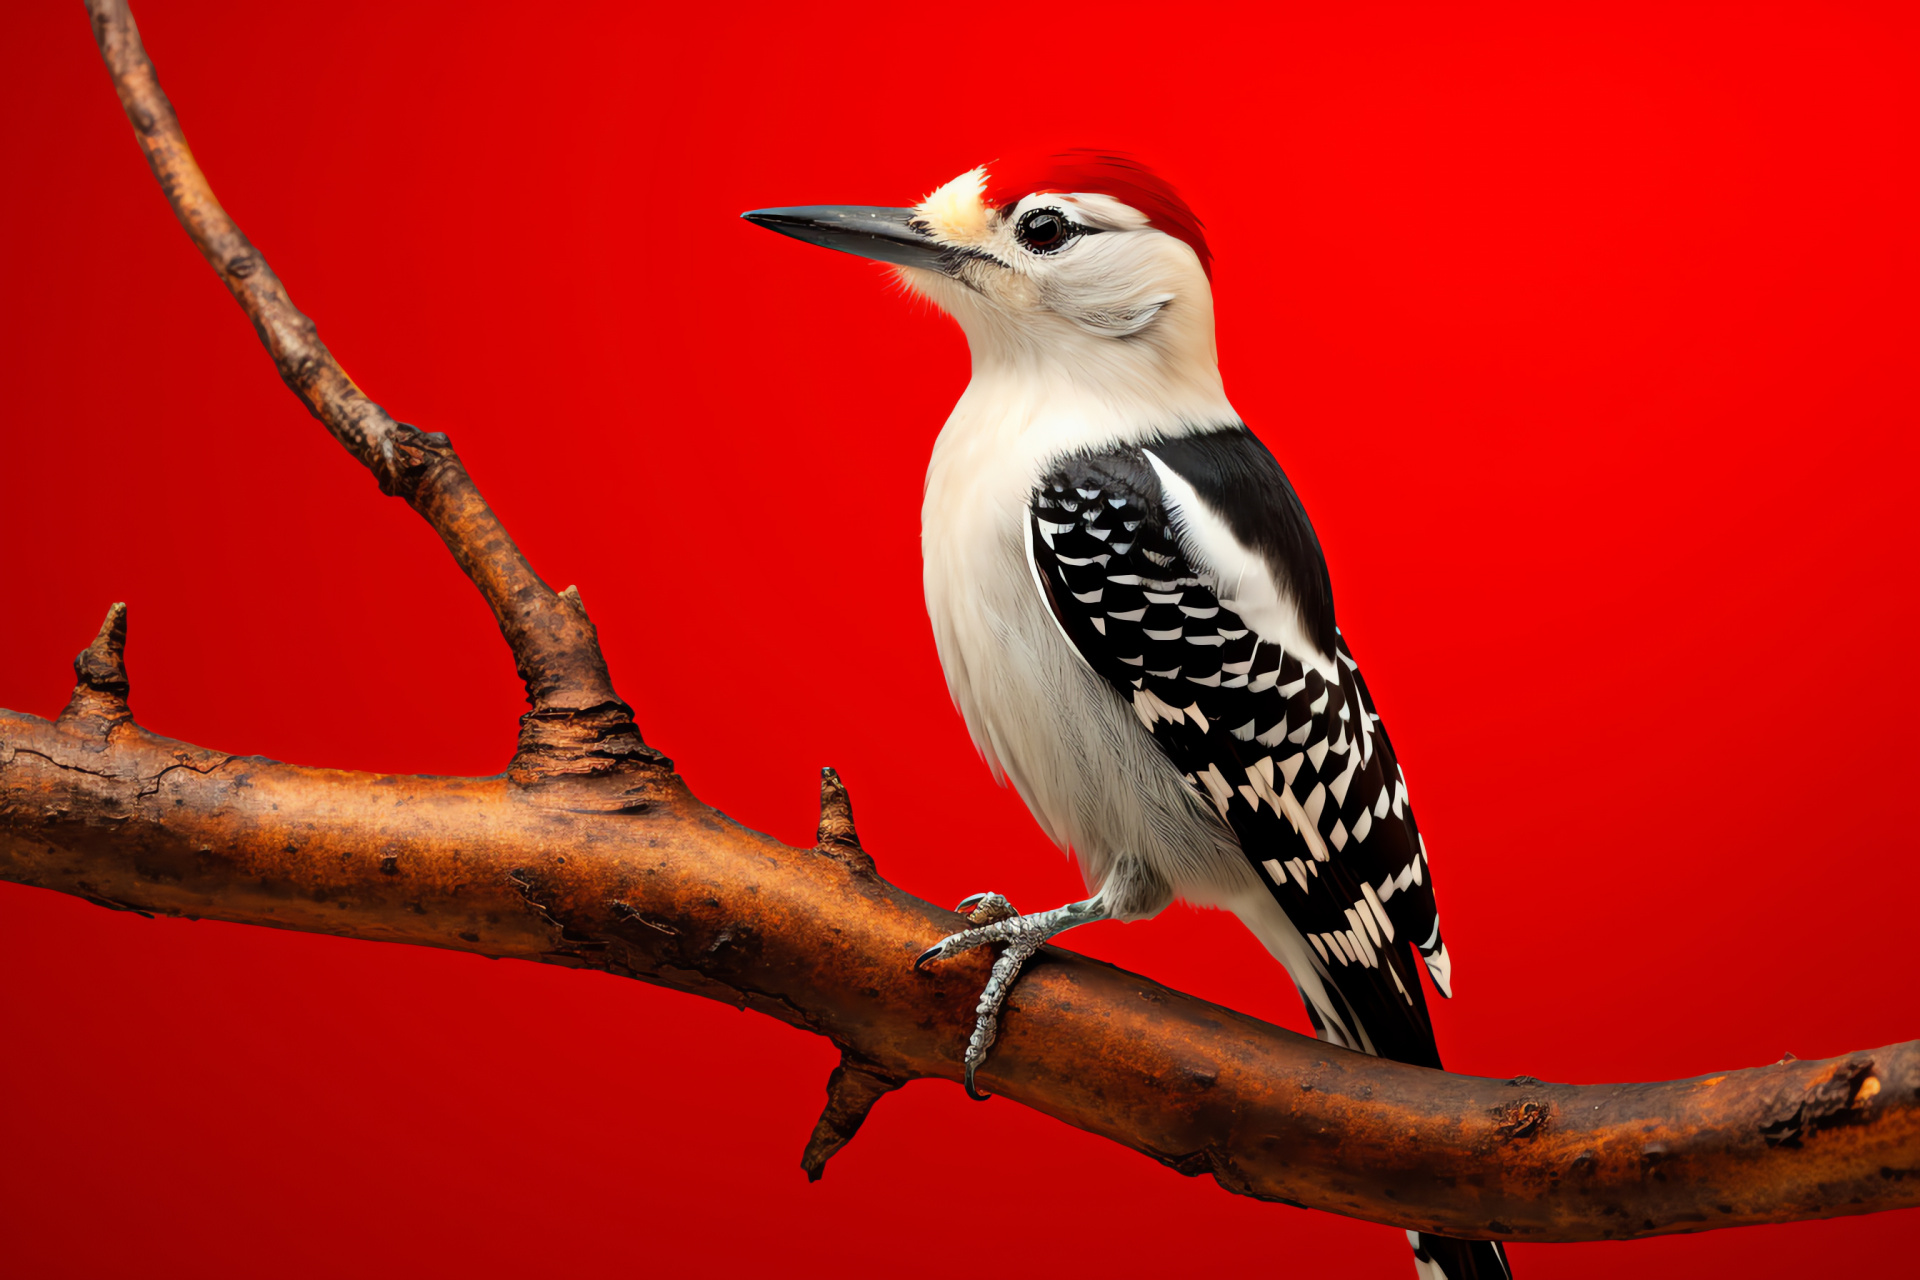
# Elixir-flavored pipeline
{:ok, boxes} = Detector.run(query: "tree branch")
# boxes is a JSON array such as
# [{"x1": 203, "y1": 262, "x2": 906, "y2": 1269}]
[
  {"x1": 83, "y1": 0, "x2": 653, "y2": 785},
  {"x1": 5, "y1": 665, "x2": 1918, "y2": 1241},
  {"x1": 6, "y1": 0, "x2": 1912, "y2": 1247}
]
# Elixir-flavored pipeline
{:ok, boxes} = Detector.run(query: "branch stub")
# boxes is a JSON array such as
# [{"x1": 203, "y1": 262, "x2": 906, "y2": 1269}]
[
  {"x1": 815, "y1": 767, "x2": 872, "y2": 871},
  {"x1": 58, "y1": 603, "x2": 133, "y2": 738},
  {"x1": 801, "y1": 1052, "x2": 907, "y2": 1181}
]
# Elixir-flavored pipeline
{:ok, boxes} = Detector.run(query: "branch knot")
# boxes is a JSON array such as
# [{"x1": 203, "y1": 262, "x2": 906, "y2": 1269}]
[{"x1": 371, "y1": 419, "x2": 454, "y2": 498}]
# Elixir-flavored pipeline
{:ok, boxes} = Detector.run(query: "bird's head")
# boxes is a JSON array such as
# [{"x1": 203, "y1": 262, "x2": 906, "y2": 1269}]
[{"x1": 745, "y1": 153, "x2": 1226, "y2": 416}]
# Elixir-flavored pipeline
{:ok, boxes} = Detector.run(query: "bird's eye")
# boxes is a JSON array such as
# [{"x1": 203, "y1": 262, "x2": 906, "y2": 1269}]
[{"x1": 1016, "y1": 208, "x2": 1074, "y2": 254}]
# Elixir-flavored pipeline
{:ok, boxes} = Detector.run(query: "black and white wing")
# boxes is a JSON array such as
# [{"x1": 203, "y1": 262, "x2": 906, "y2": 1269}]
[{"x1": 1028, "y1": 426, "x2": 1455, "y2": 1067}]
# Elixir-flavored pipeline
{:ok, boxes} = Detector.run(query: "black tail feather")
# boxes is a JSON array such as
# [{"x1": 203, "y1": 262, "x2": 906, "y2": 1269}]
[
  {"x1": 1413, "y1": 1233, "x2": 1512, "y2": 1280},
  {"x1": 1336, "y1": 946, "x2": 1510, "y2": 1279},
  {"x1": 1323, "y1": 935, "x2": 1443, "y2": 1068}
]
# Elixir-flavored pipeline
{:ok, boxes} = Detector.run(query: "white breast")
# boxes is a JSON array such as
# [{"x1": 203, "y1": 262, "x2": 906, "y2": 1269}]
[{"x1": 918, "y1": 375, "x2": 1256, "y2": 913}]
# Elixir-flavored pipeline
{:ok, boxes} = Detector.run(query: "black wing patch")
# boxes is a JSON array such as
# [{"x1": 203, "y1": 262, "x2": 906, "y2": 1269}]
[
  {"x1": 1030, "y1": 428, "x2": 1453, "y2": 1068},
  {"x1": 1145, "y1": 428, "x2": 1337, "y2": 662}
]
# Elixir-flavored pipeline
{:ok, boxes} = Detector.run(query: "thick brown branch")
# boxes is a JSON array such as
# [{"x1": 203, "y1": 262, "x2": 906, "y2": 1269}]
[
  {"x1": 84, "y1": 0, "x2": 651, "y2": 782},
  {"x1": 2, "y1": 629, "x2": 1917, "y2": 1239}
]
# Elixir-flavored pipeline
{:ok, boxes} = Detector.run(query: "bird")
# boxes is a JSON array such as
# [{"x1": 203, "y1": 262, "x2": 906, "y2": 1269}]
[{"x1": 744, "y1": 153, "x2": 1510, "y2": 1280}]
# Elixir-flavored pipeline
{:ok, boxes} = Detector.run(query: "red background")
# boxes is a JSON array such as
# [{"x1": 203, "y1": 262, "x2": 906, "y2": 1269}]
[{"x1": 2, "y1": 1, "x2": 1916, "y2": 1275}]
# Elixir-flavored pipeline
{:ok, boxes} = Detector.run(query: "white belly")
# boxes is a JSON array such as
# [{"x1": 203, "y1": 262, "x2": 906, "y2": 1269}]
[{"x1": 921, "y1": 461, "x2": 1356, "y2": 1037}]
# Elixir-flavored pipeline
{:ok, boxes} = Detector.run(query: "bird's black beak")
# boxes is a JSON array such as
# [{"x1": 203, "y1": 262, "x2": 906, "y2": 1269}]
[{"x1": 740, "y1": 205, "x2": 962, "y2": 275}]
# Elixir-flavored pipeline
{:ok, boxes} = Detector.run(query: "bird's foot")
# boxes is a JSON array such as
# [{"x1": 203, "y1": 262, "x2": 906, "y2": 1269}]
[
  {"x1": 915, "y1": 894, "x2": 1107, "y2": 1100},
  {"x1": 956, "y1": 890, "x2": 1018, "y2": 925}
]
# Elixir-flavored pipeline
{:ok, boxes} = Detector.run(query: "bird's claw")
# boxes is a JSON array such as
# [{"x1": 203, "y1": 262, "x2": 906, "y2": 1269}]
[
  {"x1": 916, "y1": 891, "x2": 1046, "y2": 1102},
  {"x1": 964, "y1": 1064, "x2": 991, "y2": 1101},
  {"x1": 960, "y1": 933, "x2": 1043, "y2": 1101},
  {"x1": 917, "y1": 898, "x2": 1013, "y2": 967},
  {"x1": 916, "y1": 894, "x2": 1103, "y2": 1103},
  {"x1": 956, "y1": 890, "x2": 1017, "y2": 925},
  {"x1": 917, "y1": 892, "x2": 1020, "y2": 970}
]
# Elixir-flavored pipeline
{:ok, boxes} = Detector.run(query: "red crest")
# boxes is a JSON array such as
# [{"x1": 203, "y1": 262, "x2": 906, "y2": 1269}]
[{"x1": 984, "y1": 150, "x2": 1212, "y2": 281}]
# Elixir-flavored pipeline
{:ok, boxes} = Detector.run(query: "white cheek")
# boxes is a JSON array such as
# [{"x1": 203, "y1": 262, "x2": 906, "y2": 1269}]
[{"x1": 994, "y1": 269, "x2": 1041, "y2": 309}]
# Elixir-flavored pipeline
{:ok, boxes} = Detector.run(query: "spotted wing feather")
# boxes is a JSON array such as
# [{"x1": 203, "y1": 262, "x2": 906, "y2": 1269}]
[{"x1": 1029, "y1": 435, "x2": 1454, "y2": 1066}]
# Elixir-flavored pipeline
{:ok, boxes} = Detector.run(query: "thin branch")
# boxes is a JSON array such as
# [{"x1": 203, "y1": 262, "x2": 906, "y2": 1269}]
[
  {"x1": 7, "y1": 0, "x2": 1909, "y2": 1248},
  {"x1": 83, "y1": 0, "x2": 652, "y2": 784}
]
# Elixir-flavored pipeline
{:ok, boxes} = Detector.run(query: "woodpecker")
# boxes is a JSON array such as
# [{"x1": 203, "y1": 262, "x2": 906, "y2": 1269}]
[{"x1": 745, "y1": 154, "x2": 1510, "y2": 1280}]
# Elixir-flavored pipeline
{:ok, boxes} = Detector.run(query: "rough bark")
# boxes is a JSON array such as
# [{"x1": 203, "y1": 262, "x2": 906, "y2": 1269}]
[{"x1": 3, "y1": 0, "x2": 1912, "y2": 1247}]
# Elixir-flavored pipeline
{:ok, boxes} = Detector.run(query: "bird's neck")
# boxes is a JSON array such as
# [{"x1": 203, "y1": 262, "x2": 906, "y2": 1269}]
[
  {"x1": 925, "y1": 352, "x2": 1239, "y2": 531},
  {"x1": 942, "y1": 312, "x2": 1235, "y2": 461}
]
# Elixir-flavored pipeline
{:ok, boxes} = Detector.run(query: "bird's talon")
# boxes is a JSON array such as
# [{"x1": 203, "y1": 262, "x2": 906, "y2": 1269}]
[
  {"x1": 960, "y1": 891, "x2": 1017, "y2": 925},
  {"x1": 964, "y1": 1064, "x2": 991, "y2": 1101},
  {"x1": 909, "y1": 898, "x2": 1102, "y2": 1099}
]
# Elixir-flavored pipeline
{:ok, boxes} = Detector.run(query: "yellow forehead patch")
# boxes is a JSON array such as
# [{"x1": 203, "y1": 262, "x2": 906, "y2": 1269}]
[{"x1": 914, "y1": 166, "x2": 993, "y2": 246}]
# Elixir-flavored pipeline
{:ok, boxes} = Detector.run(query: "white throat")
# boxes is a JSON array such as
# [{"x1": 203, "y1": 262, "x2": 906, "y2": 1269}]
[{"x1": 903, "y1": 256, "x2": 1238, "y2": 498}]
